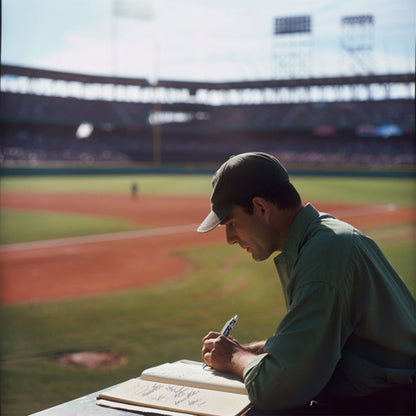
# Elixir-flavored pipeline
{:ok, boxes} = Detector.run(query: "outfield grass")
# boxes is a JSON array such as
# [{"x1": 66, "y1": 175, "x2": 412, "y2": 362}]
[
  {"x1": 0, "y1": 209, "x2": 139, "y2": 245},
  {"x1": 0, "y1": 174, "x2": 213, "y2": 195},
  {"x1": 0, "y1": 175, "x2": 415, "y2": 416},
  {"x1": 1, "y1": 175, "x2": 414, "y2": 246},
  {"x1": 2, "y1": 174, "x2": 415, "y2": 204},
  {"x1": 292, "y1": 176, "x2": 416, "y2": 206}
]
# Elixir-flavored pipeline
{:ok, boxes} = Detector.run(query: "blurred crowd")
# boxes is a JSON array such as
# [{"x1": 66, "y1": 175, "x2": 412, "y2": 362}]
[{"x1": 1, "y1": 92, "x2": 414, "y2": 167}]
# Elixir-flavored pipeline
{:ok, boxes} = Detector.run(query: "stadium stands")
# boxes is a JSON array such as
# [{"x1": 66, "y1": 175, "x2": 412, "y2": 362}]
[{"x1": 1, "y1": 66, "x2": 414, "y2": 167}]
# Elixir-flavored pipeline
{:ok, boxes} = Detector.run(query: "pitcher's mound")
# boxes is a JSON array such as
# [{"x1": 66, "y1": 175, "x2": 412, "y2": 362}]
[{"x1": 55, "y1": 351, "x2": 128, "y2": 369}]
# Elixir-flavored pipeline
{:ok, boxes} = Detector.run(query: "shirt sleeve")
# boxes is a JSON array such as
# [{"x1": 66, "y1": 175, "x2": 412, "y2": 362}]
[{"x1": 243, "y1": 282, "x2": 348, "y2": 410}]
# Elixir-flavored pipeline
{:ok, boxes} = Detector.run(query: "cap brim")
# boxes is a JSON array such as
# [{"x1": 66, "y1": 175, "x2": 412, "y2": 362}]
[
  {"x1": 197, "y1": 211, "x2": 222, "y2": 233},
  {"x1": 197, "y1": 206, "x2": 232, "y2": 233}
]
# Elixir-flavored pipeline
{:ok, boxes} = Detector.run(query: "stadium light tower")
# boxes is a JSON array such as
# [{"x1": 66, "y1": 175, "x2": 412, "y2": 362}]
[
  {"x1": 272, "y1": 15, "x2": 312, "y2": 79},
  {"x1": 340, "y1": 15, "x2": 375, "y2": 75},
  {"x1": 112, "y1": 0, "x2": 154, "y2": 76},
  {"x1": 112, "y1": 0, "x2": 162, "y2": 165}
]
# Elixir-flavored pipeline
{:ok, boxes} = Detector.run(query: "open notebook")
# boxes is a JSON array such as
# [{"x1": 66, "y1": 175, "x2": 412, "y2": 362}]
[{"x1": 97, "y1": 360, "x2": 252, "y2": 416}]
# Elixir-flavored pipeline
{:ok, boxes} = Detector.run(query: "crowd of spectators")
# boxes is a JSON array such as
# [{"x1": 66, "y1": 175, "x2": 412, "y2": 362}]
[{"x1": 1, "y1": 92, "x2": 414, "y2": 167}]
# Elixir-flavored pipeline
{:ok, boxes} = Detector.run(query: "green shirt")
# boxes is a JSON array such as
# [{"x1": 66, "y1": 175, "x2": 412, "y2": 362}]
[{"x1": 243, "y1": 204, "x2": 416, "y2": 411}]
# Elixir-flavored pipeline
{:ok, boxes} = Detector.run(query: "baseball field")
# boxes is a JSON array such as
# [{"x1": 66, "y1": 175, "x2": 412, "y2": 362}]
[{"x1": 0, "y1": 173, "x2": 415, "y2": 416}]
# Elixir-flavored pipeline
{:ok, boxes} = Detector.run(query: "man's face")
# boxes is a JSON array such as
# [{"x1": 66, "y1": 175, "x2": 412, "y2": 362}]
[{"x1": 222, "y1": 204, "x2": 276, "y2": 261}]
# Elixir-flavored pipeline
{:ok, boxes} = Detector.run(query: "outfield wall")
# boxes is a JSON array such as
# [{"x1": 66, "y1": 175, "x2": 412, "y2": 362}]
[{"x1": 1, "y1": 165, "x2": 415, "y2": 178}]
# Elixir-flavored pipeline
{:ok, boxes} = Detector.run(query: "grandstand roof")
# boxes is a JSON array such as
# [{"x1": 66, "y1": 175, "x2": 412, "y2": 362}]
[
  {"x1": 1, "y1": 64, "x2": 151, "y2": 87},
  {"x1": 157, "y1": 73, "x2": 414, "y2": 93},
  {"x1": 2, "y1": 65, "x2": 413, "y2": 94}
]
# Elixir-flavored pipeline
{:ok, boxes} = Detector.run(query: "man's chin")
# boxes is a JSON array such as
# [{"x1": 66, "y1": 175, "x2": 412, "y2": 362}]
[{"x1": 251, "y1": 252, "x2": 269, "y2": 262}]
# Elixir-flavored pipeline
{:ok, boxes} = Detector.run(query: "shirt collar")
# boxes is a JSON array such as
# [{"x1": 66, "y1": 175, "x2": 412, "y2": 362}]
[{"x1": 277, "y1": 203, "x2": 320, "y2": 261}]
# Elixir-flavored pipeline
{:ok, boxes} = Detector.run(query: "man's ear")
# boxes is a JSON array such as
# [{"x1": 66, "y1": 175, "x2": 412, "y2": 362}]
[{"x1": 252, "y1": 197, "x2": 271, "y2": 222}]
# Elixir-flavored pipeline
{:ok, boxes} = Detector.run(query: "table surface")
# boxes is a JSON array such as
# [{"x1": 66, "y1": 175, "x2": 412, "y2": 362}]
[{"x1": 29, "y1": 385, "x2": 134, "y2": 416}]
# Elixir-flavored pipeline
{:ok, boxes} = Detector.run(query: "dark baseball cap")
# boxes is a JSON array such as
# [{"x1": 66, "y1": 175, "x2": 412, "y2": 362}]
[{"x1": 197, "y1": 152, "x2": 289, "y2": 233}]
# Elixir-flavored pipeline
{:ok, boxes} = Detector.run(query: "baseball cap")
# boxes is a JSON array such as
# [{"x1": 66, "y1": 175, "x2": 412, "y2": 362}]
[{"x1": 197, "y1": 152, "x2": 289, "y2": 233}]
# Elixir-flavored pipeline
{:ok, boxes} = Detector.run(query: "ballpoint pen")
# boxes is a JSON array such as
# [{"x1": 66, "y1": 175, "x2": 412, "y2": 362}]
[
  {"x1": 220, "y1": 314, "x2": 238, "y2": 337},
  {"x1": 203, "y1": 314, "x2": 238, "y2": 369}
]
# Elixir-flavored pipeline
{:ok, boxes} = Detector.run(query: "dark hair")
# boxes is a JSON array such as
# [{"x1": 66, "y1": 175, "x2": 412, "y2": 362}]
[{"x1": 237, "y1": 181, "x2": 301, "y2": 214}]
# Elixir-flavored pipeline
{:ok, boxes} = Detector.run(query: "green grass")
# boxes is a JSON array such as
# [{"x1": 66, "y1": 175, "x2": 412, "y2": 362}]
[
  {"x1": 381, "y1": 239, "x2": 416, "y2": 294},
  {"x1": 1, "y1": 240, "x2": 414, "y2": 416},
  {"x1": 2, "y1": 175, "x2": 415, "y2": 205},
  {"x1": 0, "y1": 209, "x2": 139, "y2": 245},
  {"x1": 1, "y1": 244, "x2": 282, "y2": 416},
  {"x1": 0, "y1": 174, "x2": 213, "y2": 195},
  {"x1": 292, "y1": 176, "x2": 416, "y2": 206},
  {"x1": 0, "y1": 174, "x2": 415, "y2": 415},
  {"x1": 1, "y1": 175, "x2": 414, "y2": 246}
]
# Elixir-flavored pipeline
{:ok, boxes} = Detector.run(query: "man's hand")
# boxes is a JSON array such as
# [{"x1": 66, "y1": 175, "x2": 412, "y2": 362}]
[{"x1": 201, "y1": 331, "x2": 259, "y2": 377}]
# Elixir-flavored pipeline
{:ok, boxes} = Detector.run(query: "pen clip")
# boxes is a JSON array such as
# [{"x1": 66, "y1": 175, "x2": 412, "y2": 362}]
[{"x1": 221, "y1": 314, "x2": 238, "y2": 336}]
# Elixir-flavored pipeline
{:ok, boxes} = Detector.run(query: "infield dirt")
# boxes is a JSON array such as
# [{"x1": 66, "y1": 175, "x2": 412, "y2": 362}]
[{"x1": 1, "y1": 192, "x2": 414, "y2": 304}]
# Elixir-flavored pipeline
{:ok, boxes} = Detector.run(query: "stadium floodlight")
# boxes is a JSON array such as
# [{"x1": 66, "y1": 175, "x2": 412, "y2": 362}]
[
  {"x1": 112, "y1": 0, "x2": 153, "y2": 19},
  {"x1": 340, "y1": 15, "x2": 375, "y2": 75},
  {"x1": 111, "y1": 0, "x2": 154, "y2": 76},
  {"x1": 274, "y1": 15, "x2": 311, "y2": 35},
  {"x1": 341, "y1": 15, "x2": 374, "y2": 26},
  {"x1": 272, "y1": 15, "x2": 313, "y2": 79}
]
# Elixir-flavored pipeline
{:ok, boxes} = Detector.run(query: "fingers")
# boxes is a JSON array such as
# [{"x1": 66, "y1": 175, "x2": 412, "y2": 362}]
[
  {"x1": 201, "y1": 334, "x2": 223, "y2": 366},
  {"x1": 201, "y1": 335, "x2": 217, "y2": 363},
  {"x1": 201, "y1": 341, "x2": 211, "y2": 366},
  {"x1": 202, "y1": 348, "x2": 211, "y2": 367},
  {"x1": 201, "y1": 335, "x2": 236, "y2": 372},
  {"x1": 201, "y1": 331, "x2": 242, "y2": 369},
  {"x1": 202, "y1": 331, "x2": 221, "y2": 343}
]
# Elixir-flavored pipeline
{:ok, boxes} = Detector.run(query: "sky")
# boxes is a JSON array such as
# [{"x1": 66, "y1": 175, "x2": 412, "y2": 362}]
[{"x1": 2, "y1": 0, "x2": 415, "y2": 82}]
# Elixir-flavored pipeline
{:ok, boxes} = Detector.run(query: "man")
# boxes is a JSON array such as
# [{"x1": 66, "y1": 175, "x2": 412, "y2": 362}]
[{"x1": 198, "y1": 152, "x2": 415, "y2": 415}]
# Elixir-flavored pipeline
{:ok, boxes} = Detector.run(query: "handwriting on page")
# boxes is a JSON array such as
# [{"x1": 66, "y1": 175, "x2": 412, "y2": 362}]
[{"x1": 137, "y1": 382, "x2": 208, "y2": 408}]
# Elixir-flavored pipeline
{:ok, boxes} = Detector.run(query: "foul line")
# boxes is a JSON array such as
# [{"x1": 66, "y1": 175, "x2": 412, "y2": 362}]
[
  {"x1": 325, "y1": 204, "x2": 396, "y2": 218},
  {"x1": 0, "y1": 224, "x2": 200, "y2": 252},
  {"x1": 0, "y1": 204, "x2": 398, "y2": 253}
]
